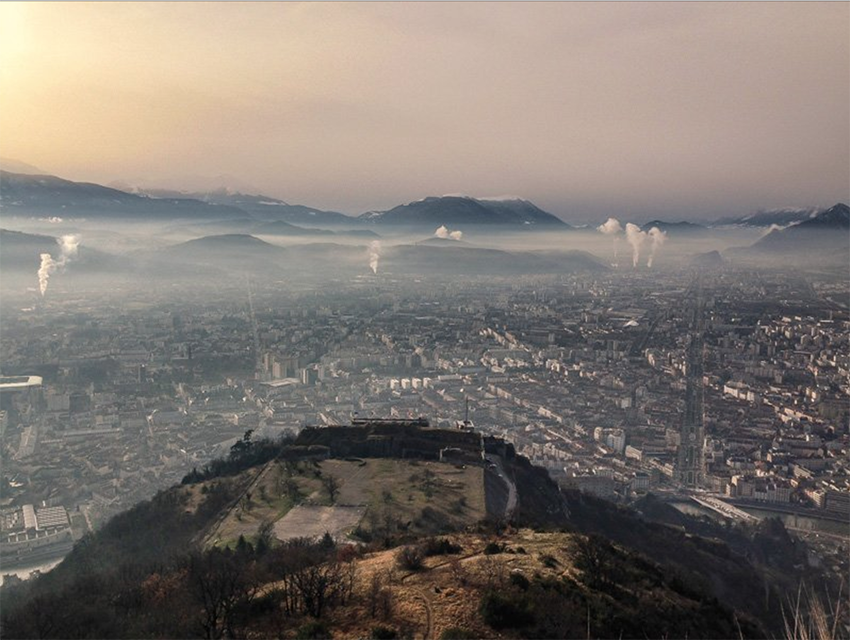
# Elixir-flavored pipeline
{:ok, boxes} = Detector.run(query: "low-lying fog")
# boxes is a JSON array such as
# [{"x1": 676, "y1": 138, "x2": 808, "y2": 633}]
[{"x1": 0, "y1": 213, "x2": 842, "y2": 311}]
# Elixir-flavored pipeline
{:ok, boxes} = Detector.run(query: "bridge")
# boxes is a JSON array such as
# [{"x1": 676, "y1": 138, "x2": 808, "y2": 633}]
[{"x1": 691, "y1": 495, "x2": 758, "y2": 522}]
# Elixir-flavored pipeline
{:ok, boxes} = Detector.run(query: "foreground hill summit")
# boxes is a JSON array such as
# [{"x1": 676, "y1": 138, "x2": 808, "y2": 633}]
[{"x1": 0, "y1": 419, "x2": 838, "y2": 639}]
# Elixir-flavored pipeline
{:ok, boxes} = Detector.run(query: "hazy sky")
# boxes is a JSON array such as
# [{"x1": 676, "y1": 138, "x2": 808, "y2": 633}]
[{"x1": 1, "y1": 2, "x2": 847, "y2": 221}]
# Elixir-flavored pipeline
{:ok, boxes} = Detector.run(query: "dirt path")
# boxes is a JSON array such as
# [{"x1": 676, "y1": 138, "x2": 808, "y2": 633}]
[
  {"x1": 492, "y1": 456, "x2": 517, "y2": 518},
  {"x1": 399, "y1": 551, "x2": 486, "y2": 640},
  {"x1": 200, "y1": 460, "x2": 275, "y2": 547}
]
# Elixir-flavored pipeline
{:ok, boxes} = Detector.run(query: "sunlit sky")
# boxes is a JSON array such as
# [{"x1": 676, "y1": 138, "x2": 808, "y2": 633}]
[{"x1": 1, "y1": 2, "x2": 847, "y2": 220}]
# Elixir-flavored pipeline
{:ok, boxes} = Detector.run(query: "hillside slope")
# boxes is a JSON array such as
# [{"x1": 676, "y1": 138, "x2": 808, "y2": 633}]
[{"x1": 0, "y1": 428, "x2": 836, "y2": 639}]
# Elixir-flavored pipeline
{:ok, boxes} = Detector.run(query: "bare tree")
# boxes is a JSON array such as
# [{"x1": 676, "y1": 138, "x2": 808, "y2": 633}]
[
  {"x1": 290, "y1": 558, "x2": 352, "y2": 618},
  {"x1": 283, "y1": 477, "x2": 301, "y2": 501},
  {"x1": 421, "y1": 468, "x2": 436, "y2": 498},
  {"x1": 188, "y1": 551, "x2": 257, "y2": 639},
  {"x1": 323, "y1": 474, "x2": 340, "y2": 504},
  {"x1": 479, "y1": 553, "x2": 507, "y2": 589},
  {"x1": 367, "y1": 571, "x2": 394, "y2": 620},
  {"x1": 448, "y1": 556, "x2": 468, "y2": 586}
]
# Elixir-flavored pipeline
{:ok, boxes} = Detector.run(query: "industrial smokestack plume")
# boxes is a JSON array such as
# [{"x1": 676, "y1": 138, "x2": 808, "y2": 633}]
[
  {"x1": 38, "y1": 254, "x2": 56, "y2": 296},
  {"x1": 624, "y1": 223, "x2": 647, "y2": 268},
  {"x1": 37, "y1": 234, "x2": 80, "y2": 296},
  {"x1": 368, "y1": 240, "x2": 381, "y2": 274},
  {"x1": 647, "y1": 226, "x2": 667, "y2": 268},
  {"x1": 596, "y1": 217, "x2": 623, "y2": 263},
  {"x1": 597, "y1": 217, "x2": 623, "y2": 236},
  {"x1": 58, "y1": 234, "x2": 80, "y2": 259},
  {"x1": 435, "y1": 225, "x2": 463, "y2": 240}
]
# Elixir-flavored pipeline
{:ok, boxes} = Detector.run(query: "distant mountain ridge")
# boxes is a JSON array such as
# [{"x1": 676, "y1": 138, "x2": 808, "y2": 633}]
[
  {"x1": 139, "y1": 188, "x2": 357, "y2": 226},
  {"x1": 640, "y1": 220, "x2": 708, "y2": 235},
  {"x1": 2, "y1": 166, "x2": 843, "y2": 232},
  {"x1": 0, "y1": 157, "x2": 47, "y2": 175},
  {"x1": 0, "y1": 171, "x2": 246, "y2": 220},
  {"x1": 742, "y1": 203, "x2": 849, "y2": 264},
  {"x1": 0, "y1": 228, "x2": 118, "y2": 274},
  {"x1": 360, "y1": 195, "x2": 569, "y2": 226},
  {"x1": 715, "y1": 206, "x2": 822, "y2": 228},
  {"x1": 170, "y1": 233, "x2": 283, "y2": 253},
  {"x1": 791, "y1": 201, "x2": 849, "y2": 230}
]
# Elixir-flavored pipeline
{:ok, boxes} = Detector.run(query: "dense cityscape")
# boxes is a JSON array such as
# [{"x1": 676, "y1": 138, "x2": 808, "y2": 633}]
[{"x1": 2, "y1": 265, "x2": 847, "y2": 583}]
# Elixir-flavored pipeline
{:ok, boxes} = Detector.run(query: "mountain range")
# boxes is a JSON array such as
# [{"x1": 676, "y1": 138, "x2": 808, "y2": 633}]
[
  {"x1": 3, "y1": 166, "x2": 845, "y2": 236},
  {"x1": 360, "y1": 195, "x2": 569, "y2": 227},
  {"x1": 0, "y1": 171, "x2": 249, "y2": 220},
  {"x1": 715, "y1": 206, "x2": 823, "y2": 228},
  {"x1": 0, "y1": 172, "x2": 575, "y2": 228},
  {"x1": 751, "y1": 202, "x2": 849, "y2": 252},
  {"x1": 139, "y1": 188, "x2": 356, "y2": 226},
  {"x1": 640, "y1": 220, "x2": 709, "y2": 236}
]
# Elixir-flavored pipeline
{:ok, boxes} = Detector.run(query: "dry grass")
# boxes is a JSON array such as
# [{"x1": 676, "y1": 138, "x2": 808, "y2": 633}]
[
  {"x1": 204, "y1": 458, "x2": 487, "y2": 549},
  {"x1": 312, "y1": 530, "x2": 578, "y2": 640},
  {"x1": 206, "y1": 461, "x2": 320, "y2": 548},
  {"x1": 782, "y1": 582, "x2": 845, "y2": 640}
]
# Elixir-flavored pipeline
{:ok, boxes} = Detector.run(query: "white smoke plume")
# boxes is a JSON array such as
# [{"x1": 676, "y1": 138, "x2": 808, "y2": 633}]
[
  {"x1": 596, "y1": 217, "x2": 623, "y2": 236},
  {"x1": 37, "y1": 234, "x2": 80, "y2": 296},
  {"x1": 368, "y1": 240, "x2": 381, "y2": 274},
  {"x1": 624, "y1": 223, "x2": 647, "y2": 268},
  {"x1": 38, "y1": 254, "x2": 56, "y2": 296},
  {"x1": 646, "y1": 226, "x2": 667, "y2": 268},
  {"x1": 596, "y1": 217, "x2": 623, "y2": 261},
  {"x1": 435, "y1": 225, "x2": 463, "y2": 241},
  {"x1": 58, "y1": 234, "x2": 80, "y2": 259}
]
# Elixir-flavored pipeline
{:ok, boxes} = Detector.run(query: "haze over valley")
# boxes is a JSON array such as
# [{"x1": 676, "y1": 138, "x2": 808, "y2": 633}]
[{"x1": 0, "y1": 3, "x2": 848, "y2": 639}]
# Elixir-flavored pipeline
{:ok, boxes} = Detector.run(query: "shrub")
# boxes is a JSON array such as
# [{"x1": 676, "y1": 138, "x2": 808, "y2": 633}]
[
  {"x1": 540, "y1": 554, "x2": 559, "y2": 569},
  {"x1": 351, "y1": 526, "x2": 373, "y2": 543},
  {"x1": 422, "y1": 538, "x2": 463, "y2": 556},
  {"x1": 370, "y1": 625, "x2": 398, "y2": 639},
  {"x1": 320, "y1": 531, "x2": 336, "y2": 549},
  {"x1": 418, "y1": 506, "x2": 450, "y2": 530},
  {"x1": 571, "y1": 534, "x2": 620, "y2": 589},
  {"x1": 479, "y1": 591, "x2": 535, "y2": 629},
  {"x1": 439, "y1": 628, "x2": 477, "y2": 639},
  {"x1": 483, "y1": 541, "x2": 504, "y2": 555},
  {"x1": 509, "y1": 571, "x2": 530, "y2": 591},
  {"x1": 396, "y1": 545, "x2": 424, "y2": 571},
  {"x1": 296, "y1": 620, "x2": 333, "y2": 639}
]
